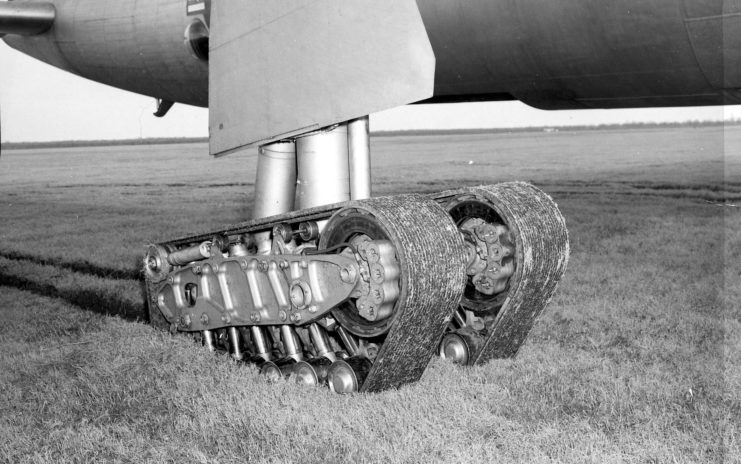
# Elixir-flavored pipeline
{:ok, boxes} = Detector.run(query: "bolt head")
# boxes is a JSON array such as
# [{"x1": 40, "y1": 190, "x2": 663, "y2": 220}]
[
  {"x1": 291, "y1": 313, "x2": 302, "y2": 323},
  {"x1": 200, "y1": 313, "x2": 209, "y2": 325},
  {"x1": 147, "y1": 256, "x2": 159, "y2": 271},
  {"x1": 340, "y1": 266, "x2": 358, "y2": 284},
  {"x1": 279, "y1": 311, "x2": 287, "y2": 321}
]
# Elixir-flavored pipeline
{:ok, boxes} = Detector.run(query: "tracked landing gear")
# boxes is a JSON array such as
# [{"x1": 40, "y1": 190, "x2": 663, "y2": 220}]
[
  {"x1": 143, "y1": 120, "x2": 569, "y2": 393},
  {"x1": 145, "y1": 195, "x2": 467, "y2": 392}
]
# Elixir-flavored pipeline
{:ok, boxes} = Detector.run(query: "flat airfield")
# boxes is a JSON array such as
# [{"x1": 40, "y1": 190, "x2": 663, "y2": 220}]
[{"x1": 0, "y1": 125, "x2": 739, "y2": 463}]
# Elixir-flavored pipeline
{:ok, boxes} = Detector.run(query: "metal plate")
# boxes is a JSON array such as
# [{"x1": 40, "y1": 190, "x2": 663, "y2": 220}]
[{"x1": 208, "y1": 0, "x2": 435, "y2": 156}]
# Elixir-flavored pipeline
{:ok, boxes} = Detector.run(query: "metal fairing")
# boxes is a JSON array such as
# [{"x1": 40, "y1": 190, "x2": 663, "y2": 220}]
[{"x1": 207, "y1": 0, "x2": 435, "y2": 155}]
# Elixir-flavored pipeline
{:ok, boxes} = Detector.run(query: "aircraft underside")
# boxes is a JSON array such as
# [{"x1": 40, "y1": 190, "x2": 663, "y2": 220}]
[{"x1": 2, "y1": 0, "x2": 737, "y2": 391}]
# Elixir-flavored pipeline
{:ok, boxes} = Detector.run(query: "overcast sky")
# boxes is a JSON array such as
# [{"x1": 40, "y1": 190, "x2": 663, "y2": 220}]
[{"x1": 1, "y1": 41, "x2": 739, "y2": 143}]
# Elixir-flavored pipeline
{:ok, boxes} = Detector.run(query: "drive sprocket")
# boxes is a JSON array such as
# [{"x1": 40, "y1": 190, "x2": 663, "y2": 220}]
[{"x1": 436, "y1": 182, "x2": 569, "y2": 364}]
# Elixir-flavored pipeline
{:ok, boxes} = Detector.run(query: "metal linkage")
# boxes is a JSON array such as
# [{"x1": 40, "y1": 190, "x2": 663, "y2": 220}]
[
  {"x1": 228, "y1": 327, "x2": 244, "y2": 360},
  {"x1": 202, "y1": 329, "x2": 216, "y2": 352},
  {"x1": 150, "y1": 249, "x2": 366, "y2": 332},
  {"x1": 144, "y1": 192, "x2": 469, "y2": 393},
  {"x1": 309, "y1": 323, "x2": 336, "y2": 362},
  {"x1": 250, "y1": 326, "x2": 272, "y2": 362}
]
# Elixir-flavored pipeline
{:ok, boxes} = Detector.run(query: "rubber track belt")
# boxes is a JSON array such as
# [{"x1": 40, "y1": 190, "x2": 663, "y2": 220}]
[
  {"x1": 436, "y1": 182, "x2": 570, "y2": 363},
  {"x1": 338, "y1": 196, "x2": 467, "y2": 392}
]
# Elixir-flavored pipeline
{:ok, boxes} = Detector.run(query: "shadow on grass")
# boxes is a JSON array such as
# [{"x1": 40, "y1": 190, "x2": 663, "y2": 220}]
[
  {"x1": 0, "y1": 250, "x2": 142, "y2": 281},
  {"x1": 0, "y1": 270, "x2": 146, "y2": 322}
]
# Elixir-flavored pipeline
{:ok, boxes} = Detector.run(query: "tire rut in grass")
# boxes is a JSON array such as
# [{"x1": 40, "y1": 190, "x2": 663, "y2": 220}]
[
  {"x1": 0, "y1": 250, "x2": 142, "y2": 281},
  {"x1": 0, "y1": 263, "x2": 146, "y2": 322}
]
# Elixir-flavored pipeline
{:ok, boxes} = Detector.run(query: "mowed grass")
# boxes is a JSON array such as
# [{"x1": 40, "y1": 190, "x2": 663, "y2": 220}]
[{"x1": 0, "y1": 125, "x2": 739, "y2": 463}]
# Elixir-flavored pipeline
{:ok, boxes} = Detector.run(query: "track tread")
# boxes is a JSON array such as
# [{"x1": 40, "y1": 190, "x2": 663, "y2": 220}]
[
  {"x1": 344, "y1": 195, "x2": 467, "y2": 392},
  {"x1": 461, "y1": 182, "x2": 569, "y2": 362}
]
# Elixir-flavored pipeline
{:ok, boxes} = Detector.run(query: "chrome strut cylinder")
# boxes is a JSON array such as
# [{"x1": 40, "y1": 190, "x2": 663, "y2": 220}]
[
  {"x1": 336, "y1": 326, "x2": 359, "y2": 357},
  {"x1": 202, "y1": 330, "x2": 216, "y2": 352},
  {"x1": 348, "y1": 116, "x2": 371, "y2": 200},
  {"x1": 253, "y1": 141, "x2": 297, "y2": 253},
  {"x1": 167, "y1": 241, "x2": 211, "y2": 266},
  {"x1": 309, "y1": 323, "x2": 336, "y2": 362},
  {"x1": 296, "y1": 124, "x2": 351, "y2": 209},
  {"x1": 228, "y1": 327, "x2": 244, "y2": 360},
  {"x1": 280, "y1": 325, "x2": 303, "y2": 361},
  {"x1": 250, "y1": 326, "x2": 271, "y2": 362}
]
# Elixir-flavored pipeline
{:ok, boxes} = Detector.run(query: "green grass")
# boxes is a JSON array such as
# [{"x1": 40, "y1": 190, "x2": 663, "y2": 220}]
[{"x1": 0, "y1": 126, "x2": 739, "y2": 462}]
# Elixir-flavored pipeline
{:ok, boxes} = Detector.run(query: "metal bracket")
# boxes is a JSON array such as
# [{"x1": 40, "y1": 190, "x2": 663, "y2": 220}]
[{"x1": 152, "y1": 252, "x2": 361, "y2": 332}]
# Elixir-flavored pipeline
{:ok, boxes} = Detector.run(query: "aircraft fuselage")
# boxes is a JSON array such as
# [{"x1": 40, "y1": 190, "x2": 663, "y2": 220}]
[{"x1": 4, "y1": 0, "x2": 740, "y2": 110}]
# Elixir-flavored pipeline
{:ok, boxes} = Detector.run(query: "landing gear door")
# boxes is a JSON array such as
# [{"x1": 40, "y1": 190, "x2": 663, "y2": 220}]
[{"x1": 208, "y1": 0, "x2": 435, "y2": 157}]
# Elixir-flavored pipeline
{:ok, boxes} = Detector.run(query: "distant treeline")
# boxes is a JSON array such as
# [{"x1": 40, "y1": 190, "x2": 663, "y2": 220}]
[
  {"x1": 2, "y1": 119, "x2": 737, "y2": 150},
  {"x1": 0, "y1": 137, "x2": 209, "y2": 150},
  {"x1": 373, "y1": 119, "x2": 738, "y2": 138}
]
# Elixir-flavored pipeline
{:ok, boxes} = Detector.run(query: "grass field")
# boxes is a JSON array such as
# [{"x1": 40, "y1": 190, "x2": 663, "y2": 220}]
[{"x1": 0, "y1": 125, "x2": 739, "y2": 463}]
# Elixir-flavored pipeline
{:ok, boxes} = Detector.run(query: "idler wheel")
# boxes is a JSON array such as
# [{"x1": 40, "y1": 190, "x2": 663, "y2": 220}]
[
  {"x1": 438, "y1": 333, "x2": 469, "y2": 364},
  {"x1": 259, "y1": 361, "x2": 283, "y2": 382},
  {"x1": 327, "y1": 358, "x2": 372, "y2": 394},
  {"x1": 293, "y1": 358, "x2": 332, "y2": 386},
  {"x1": 260, "y1": 358, "x2": 298, "y2": 382},
  {"x1": 438, "y1": 328, "x2": 486, "y2": 365}
]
